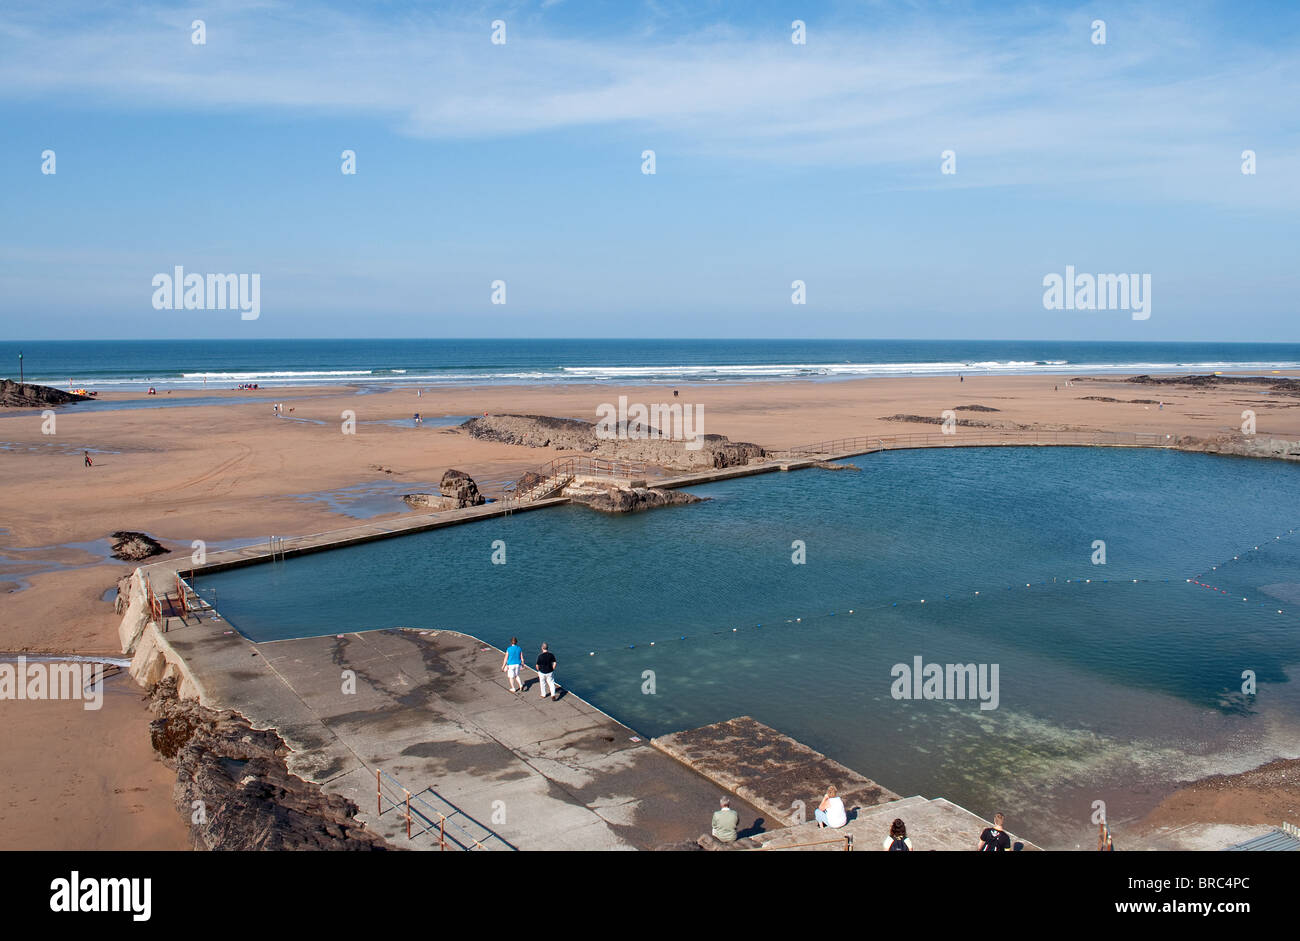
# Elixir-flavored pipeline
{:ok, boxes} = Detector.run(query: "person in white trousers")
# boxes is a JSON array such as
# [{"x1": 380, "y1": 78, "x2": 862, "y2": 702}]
[{"x1": 535, "y1": 643, "x2": 559, "y2": 700}]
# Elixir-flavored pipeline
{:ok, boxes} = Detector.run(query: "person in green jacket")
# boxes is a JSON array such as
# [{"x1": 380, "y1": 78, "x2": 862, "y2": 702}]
[{"x1": 711, "y1": 796, "x2": 739, "y2": 842}]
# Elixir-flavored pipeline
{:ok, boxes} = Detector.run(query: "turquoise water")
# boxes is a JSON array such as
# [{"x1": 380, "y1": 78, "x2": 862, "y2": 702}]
[{"x1": 200, "y1": 447, "x2": 1300, "y2": 847}]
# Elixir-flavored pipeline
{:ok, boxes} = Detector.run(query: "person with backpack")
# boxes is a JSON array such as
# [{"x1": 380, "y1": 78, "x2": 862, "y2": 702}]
[
  {"x1": 884, "y1": 818, "x2": 913, "y2": 851},
  {"x1": 977, "y1": 812, "x2": 1012, "y2": 851}
]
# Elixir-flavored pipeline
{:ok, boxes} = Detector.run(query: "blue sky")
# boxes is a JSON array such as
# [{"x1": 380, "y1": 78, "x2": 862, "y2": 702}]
[{"x1": 1, "y1": 0, "x2": 1297, "y2": 341}]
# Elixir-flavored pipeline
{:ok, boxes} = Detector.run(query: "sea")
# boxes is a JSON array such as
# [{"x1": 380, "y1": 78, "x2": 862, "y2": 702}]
[{"x1": 3, "y1": 339, "x2": 1300, "y2": 390}]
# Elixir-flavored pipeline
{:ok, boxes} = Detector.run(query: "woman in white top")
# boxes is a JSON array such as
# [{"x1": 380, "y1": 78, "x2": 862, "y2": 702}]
[{"x1": 814, "y1": 785, "x2": 848, "y2": 828}]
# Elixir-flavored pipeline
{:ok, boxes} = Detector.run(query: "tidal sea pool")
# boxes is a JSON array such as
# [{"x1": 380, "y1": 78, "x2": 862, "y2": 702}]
[{"x1": 200, "y1": 447, "x2": 1300, "y2": 847}]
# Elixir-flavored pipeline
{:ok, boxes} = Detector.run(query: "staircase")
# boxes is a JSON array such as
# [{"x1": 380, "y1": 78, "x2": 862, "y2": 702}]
[{"x1": 515, "y1": 473, "x2": 573, "y2": 504}]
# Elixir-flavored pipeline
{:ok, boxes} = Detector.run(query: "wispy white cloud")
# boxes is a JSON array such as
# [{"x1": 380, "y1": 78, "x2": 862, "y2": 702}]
[{"x1": 1, "y1": 0, "x2": 1296, "y2": 205}]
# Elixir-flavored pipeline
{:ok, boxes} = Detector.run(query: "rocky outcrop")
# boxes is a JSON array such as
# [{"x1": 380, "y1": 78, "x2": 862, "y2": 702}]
[
  {"x1": 461, "y1": 414, "x2": 766, "y2": 471},
  {"x1": 147, "y1": 677, "x2": 391, "y2": 851},
  {"x1": 954, "y1": 404, "x2": 1001, "y2": 412},
  {"x1": 880, "y1": 413, "x2": 1024, "y2": 430},
  {"x1": 403, "y1": 470, "x2": 486, "y2": 510},
  {"x1": 1175, "y1": 434, "x2": 1300, "y2": 462},
  {"x1": 440, "y1": 469, "x2": 485, "y2": 507},
  {"x1": 1123, "y1": 374, "x2": 1300, "y2": 394},
  {"x1": 109, "y1": 531, "x2": 169, "y2": 561},
  {"x1": 567, "y1": 486, "x2": 707, "y2": 514},
  {"x1": 1079, "y1": 395, "x2": 1162, "y2": 404},
  {"x1": 112, "y1": 573, "x2": 134, "y2": 614},
  {"x1": 402, "y1": 493, "x2": 457, "y2": 511},
  {"x1": 811, "y1": 460, "x2": 859, "y2": 471},
  {"x1": 462, "y1": 414, "x2": 596, "y2": 450},
  {"x1": 0, "y1": 379, "x2": 90, "y2": 407}
]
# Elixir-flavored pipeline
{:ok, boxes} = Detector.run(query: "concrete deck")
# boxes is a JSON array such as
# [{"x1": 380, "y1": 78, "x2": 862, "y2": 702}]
[
  {"x1": 752, "y1": 794, "x2": 1040, "y2": 851},
  {"x1": 157, "y1": 619, "x2": 772, "y2": 849}
]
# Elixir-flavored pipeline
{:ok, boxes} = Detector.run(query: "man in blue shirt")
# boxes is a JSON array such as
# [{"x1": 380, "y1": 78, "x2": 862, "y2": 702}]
[{"x1": 501, "y1": 637, "x2": 525, "y2": 693}]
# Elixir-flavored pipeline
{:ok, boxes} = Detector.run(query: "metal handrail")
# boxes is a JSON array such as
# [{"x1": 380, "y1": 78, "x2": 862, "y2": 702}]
[
  {"x1": 764, "y1": 834, "x2": 855, "y2": 851},
  {"x1": 1098, "y1": 819, "x2": 1115, "y2": 851},
  {"x1": 375, "y1": 768, "x2": 507, "y2": 851},
  {"x1": 505, "y1": 455, "x2": 649, "y2": 505}
]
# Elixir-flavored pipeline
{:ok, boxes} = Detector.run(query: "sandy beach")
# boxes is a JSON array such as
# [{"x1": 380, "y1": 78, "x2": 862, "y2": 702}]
[{"x1": 3, "y1": 371, "x2": 1299, "y2": 849}]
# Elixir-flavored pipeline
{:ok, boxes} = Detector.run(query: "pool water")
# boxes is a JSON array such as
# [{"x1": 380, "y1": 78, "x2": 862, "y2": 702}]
[{"x1": 200, "y1": 447, "x2": 1300, "y2": 847}]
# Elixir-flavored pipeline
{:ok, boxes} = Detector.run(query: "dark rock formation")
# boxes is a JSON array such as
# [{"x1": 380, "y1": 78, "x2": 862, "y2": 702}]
[
  {"x1": 1113, "y1": 374, "x2": 1300, "y2": 396},
  {"x1": 567, "y1": 486, "x2": 707, "y2": 514},
  {"x1": 698, "y1": 435, "x2": 767, "y2": 468},
  {"x1": 147, "y1": 678, "x2": 391, "y2": 851},
  {"x1": 811, "y1": 460, "x2": 859, "y2": 471},
  {"x1": 109, "y1": 531, "x2": 168, "y2": 561},
  {"x1": 1080, "y1": 395, "x2": 1162, "y2": 404},
  {"x1": 954, "y1": 404, "x2": 1000, "y2": 412},
  {"x1": 879, "y1": 413, "x2": 1021, "y2": 429},
  {"x1": 440, "y1": 469, "x2": 485, "y2": 507},
  {"x1": 0, "y1": 379, "x2": 91, "y2": 408}
]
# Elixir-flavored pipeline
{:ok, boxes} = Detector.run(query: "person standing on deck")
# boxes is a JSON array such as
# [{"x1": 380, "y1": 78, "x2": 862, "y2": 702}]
[
  {"x1": 502, "y1": 637, "x2": 525, "y2": 693},
  {"x1": 535, "y1": 642, "x2": 558, "y2": 700}
]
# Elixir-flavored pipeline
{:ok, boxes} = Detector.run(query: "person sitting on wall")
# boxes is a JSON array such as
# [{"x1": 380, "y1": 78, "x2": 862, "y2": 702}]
[
  {"x1": 711, "y1": 796, "x2": 739, "y2": 843},
  {"x1": 814, "y1": 785, "x2": 847, "y2": 829}
]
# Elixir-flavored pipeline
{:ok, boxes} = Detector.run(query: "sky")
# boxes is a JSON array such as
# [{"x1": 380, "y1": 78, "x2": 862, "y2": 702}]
[{"x1": 0, "y1": 0, "x2": 1297, "y2": 341}]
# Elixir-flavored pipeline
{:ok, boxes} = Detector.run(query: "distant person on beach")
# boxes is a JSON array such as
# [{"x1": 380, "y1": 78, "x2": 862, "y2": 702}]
[
  {"x1": 535, "y1": 642, "x2": 558, "y2": 700},
  {"x1": 83, "y1": 450, "x2": 93, "y2": 468},
  {"x1": 977, "y1": 813, "x2": 1011, "y2": 852},
  {"x1": 712, "y1": 796, "x2": 739, "y2": 842},
  {"x1": 884, "y1": 818, "x2": 912, "y2": 851},
  {"x1": 814, "y1": 785, "x2": 847, "y2": 829},
  {"x1": 502, "y1": 637, "x2": 525, "y2": 693}
]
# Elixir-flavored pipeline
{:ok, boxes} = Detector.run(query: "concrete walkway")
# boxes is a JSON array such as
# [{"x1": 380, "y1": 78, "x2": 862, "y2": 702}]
[{"x1": 157, "y1": 620, "x2": 769, "y2": 849}]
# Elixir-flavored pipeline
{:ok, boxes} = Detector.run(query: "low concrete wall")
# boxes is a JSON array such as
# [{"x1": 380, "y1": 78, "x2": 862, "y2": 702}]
[
  {"x1": 128, "y1": 622, "x2": 205, "y2": 702},
  {"x1": 116, "y1": 568, "x2": 151, "y2": 654}
]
